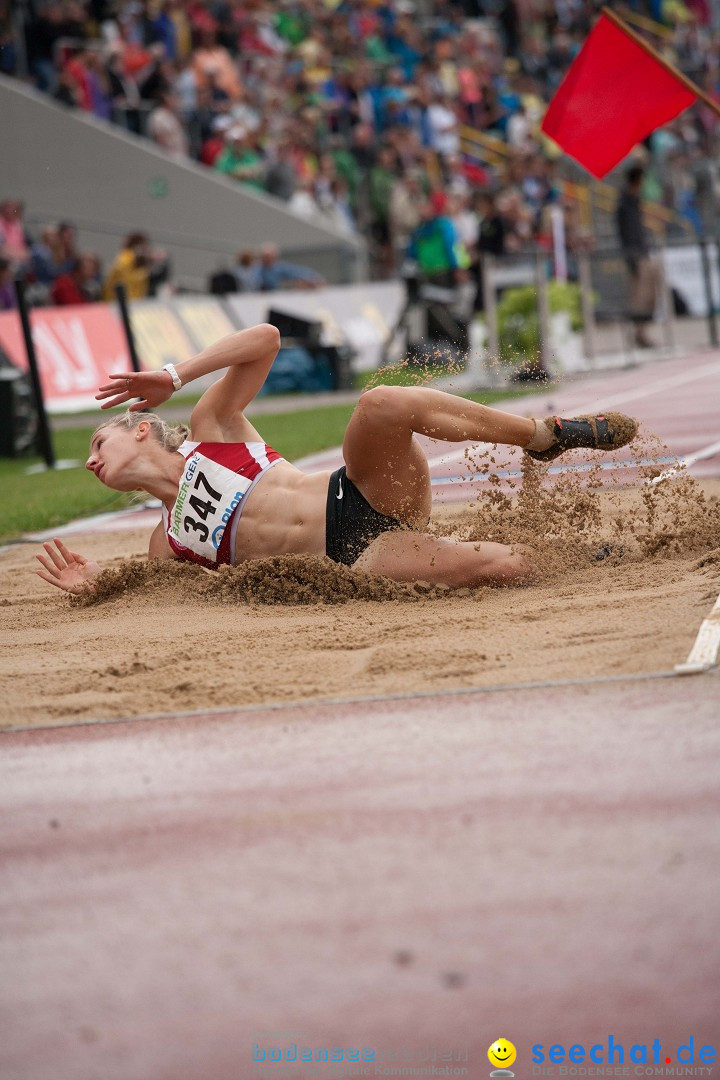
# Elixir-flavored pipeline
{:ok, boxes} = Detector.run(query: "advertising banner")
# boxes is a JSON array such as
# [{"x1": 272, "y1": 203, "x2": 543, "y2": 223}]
[
  {"x1": 0, "y1": 282, "x2": 408, "y2": 412},
  {"x1": 127, "y1": 302, "x2": 195, "y2": 370},
  {"x1": 663, "y1": 243, "x2": 720, "y2": 316},
  {"x1": 0, "y1": 304, "x2": 128, "y2": 412},
  {"x1": 0, "y1": 300, "x2": 234, "y2": 412},
  {"x1": 172, "y1": 297, "x2": 237, "y2": 352},
  {"x1": 225, "y1": 280, "x2": 405, "y2": 371}
]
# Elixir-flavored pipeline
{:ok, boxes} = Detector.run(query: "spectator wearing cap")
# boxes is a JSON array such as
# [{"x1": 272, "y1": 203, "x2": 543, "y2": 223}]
[
  {"x1": 200, "y1": 113, "x2": 232, "y2": 166},
  {"x1": 214, "y1": 126, "x2": 265, "y2": 191},
  {"x1": 407, "y1": 191, "x2": 470, "y2": 287}
]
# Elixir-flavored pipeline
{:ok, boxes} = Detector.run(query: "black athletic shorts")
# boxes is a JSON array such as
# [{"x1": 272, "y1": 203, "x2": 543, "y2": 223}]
[{"x1": 325, "y1": 467, "x2": 403, "y2": 566}]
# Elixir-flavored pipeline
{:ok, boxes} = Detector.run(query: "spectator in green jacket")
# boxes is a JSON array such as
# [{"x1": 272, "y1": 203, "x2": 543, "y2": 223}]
[
  {"x1": 214, "y1": 126, "x2": 266, "y2": 191},
  {"x1": 407, "y1": 192, "x2": 470, "y2": 286}
]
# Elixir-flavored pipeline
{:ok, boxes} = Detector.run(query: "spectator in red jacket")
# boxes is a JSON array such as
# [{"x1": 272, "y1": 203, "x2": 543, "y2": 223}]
[{"x1": 51, "y1": 255, "x2": 102, "y2": 306}]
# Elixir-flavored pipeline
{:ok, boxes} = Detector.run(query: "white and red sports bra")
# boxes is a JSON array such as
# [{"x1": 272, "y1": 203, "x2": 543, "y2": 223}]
[{"x1": 162, "y1": 439, "x2": 284, "y2": 568}]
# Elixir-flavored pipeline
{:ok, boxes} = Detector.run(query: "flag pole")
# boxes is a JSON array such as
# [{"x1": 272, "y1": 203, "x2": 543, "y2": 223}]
[{"x1": 601, "y1": 7, "x2": 720, "y2": 117}]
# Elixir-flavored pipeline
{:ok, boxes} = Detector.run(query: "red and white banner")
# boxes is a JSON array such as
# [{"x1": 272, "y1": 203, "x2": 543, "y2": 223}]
[
  {"x1": 0, "y1": 282, "x2": 407, "y2": 411},
  {"x1": 0, "y1": 305, "x2": 129, "y2": 412}
]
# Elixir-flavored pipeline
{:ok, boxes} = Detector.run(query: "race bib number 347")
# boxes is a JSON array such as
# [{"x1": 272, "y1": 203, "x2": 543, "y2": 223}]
[{"x1": 169, "y1": 453, "x2": 252, "y2": 561}]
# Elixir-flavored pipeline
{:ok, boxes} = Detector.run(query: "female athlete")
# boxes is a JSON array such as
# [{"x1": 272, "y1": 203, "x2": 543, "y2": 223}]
[{"x1": 35, "y1": 323, "x2": 638, "y2": 595}]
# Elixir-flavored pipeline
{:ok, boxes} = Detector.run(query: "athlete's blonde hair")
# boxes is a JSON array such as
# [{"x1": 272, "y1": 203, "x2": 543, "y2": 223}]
[{"x1": 92, "y1": 411, "x2": 189, "y2": 452}]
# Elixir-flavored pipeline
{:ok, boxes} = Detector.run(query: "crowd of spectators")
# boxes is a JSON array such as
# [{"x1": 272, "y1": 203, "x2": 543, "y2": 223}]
[
  {"x1": 2, "y1": 0, "x2": 720, "y2": 288},
  {"x1": 209, "y1": 242, "x2": 327, "y2": 294},
  {"x1": 0, "y1": 196, "x2": 330, "y2": 310},
  {"x1": 0, "y1": 199, "x2": 95, "y2": 309},
  {"x1": 0, "y1": 198, "x2": 171, "y2": 309}
]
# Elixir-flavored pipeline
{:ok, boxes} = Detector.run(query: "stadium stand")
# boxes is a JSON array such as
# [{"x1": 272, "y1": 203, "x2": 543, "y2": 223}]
[{"x1": 1, "y1": 0, "x2": 719, "y2": 302}]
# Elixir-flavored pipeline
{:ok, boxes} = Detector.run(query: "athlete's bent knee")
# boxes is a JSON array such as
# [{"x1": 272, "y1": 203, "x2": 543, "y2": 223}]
[{"x1": 356, "y1": 384, "x2": 409, "y2": 424}]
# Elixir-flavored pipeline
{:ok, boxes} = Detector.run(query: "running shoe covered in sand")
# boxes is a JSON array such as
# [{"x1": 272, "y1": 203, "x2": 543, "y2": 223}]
[{"x1": 524, "y1": 413, "x2": 638, "y2": 463}]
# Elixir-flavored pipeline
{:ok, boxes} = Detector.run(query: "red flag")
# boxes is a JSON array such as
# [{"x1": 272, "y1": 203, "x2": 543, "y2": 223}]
[{"x1": 541, "y1": 13, "x2": 696, "y2": 178}]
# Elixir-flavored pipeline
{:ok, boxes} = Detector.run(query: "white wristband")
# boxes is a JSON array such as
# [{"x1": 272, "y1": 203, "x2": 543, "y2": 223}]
[{"x1": 163, "y1": 363, "x2": 182, "y2": 391}]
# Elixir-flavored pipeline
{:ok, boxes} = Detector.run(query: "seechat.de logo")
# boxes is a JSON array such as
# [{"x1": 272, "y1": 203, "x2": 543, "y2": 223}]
[{"x1": 532, "y1": 1038, "x2": 716, "y2": 1068}]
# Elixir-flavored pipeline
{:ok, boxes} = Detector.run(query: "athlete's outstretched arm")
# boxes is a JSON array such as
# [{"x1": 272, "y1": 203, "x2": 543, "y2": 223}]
[{"x1": 94, "y1": 323, "x2": 281, "y2": 422}]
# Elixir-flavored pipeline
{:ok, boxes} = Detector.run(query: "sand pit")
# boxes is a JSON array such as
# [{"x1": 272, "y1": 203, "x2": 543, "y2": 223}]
[{"x1": 2, "y1": 452, "x2": 719, "y2": 730}]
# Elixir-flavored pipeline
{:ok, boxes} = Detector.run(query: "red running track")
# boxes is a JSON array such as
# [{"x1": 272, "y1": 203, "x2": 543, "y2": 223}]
[{"x1": 1, "y1": 672, "x2": 719, "y2": 1080}]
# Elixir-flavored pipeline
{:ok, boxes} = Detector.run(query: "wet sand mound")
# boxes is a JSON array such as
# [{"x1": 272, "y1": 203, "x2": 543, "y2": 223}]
[{"x1": 79, "y1": 553, "x2": 448, "y2": 607}]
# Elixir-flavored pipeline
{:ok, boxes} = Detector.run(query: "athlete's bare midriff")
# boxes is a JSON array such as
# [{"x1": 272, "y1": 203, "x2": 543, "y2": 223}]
[{"x1": 230, "y1": 460, "x2": 331, "y2": 563}]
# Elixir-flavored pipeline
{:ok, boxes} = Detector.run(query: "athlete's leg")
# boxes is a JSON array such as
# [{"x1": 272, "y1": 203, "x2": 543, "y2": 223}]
[
  {"x1": 354, "y1": 529, "x2": 535, "y2": 588},
  {"x1": 342, "y1": 385, "x2": 534, "y2": 523},
  {"x1": 343, "y1": 384, "x2": 638, "y2": 520}
]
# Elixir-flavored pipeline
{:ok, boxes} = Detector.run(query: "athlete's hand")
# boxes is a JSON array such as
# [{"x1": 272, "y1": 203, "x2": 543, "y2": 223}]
[
  {"x1": 35, "y1": 539, "x2": 102, "y2": 595},
  {"x1": 95, "y1": 369, "x2": 175, "y2": 411}
]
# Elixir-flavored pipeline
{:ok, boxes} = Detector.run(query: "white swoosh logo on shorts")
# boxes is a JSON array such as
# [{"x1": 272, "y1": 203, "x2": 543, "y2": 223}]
[{"x1": 336, "y1": 477, "x2": 343, "y2": 499}]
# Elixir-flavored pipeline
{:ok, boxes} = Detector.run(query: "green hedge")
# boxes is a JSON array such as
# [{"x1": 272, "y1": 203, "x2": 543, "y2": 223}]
[{"x1": 496, "y1": 282, "x2": 584, "y2": 366}]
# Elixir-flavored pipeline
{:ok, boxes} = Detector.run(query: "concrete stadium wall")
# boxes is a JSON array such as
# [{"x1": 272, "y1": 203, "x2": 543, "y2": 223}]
[{"x1": 0, "y1": 75, "x2": 366, "y2": 288}]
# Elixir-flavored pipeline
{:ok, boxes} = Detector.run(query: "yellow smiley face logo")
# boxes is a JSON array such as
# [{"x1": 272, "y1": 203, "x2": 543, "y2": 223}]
[{"x1": 488, "y1": 1039, "x2": 517, "y2": 1069}]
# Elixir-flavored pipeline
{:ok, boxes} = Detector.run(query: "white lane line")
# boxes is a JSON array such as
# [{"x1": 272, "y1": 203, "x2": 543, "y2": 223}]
[
  {"x1": 426, "y1": 442, "x2": 494, "y2": 468},
  {"x1": 649, "y1": 437, "x2": 720, "y2": 485},
  {"x1": 430, "y1": 455, "x2": 678, "y2": 486},
  {"x1": 675, "y1": 592, "x2": 720, "y2": 674},
  {"x1": 566, "y1": 357, "x2": 720, "y2": 415},
  {"x1": 427, "y1": 358, "x2": 720, "y2": 472}
]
